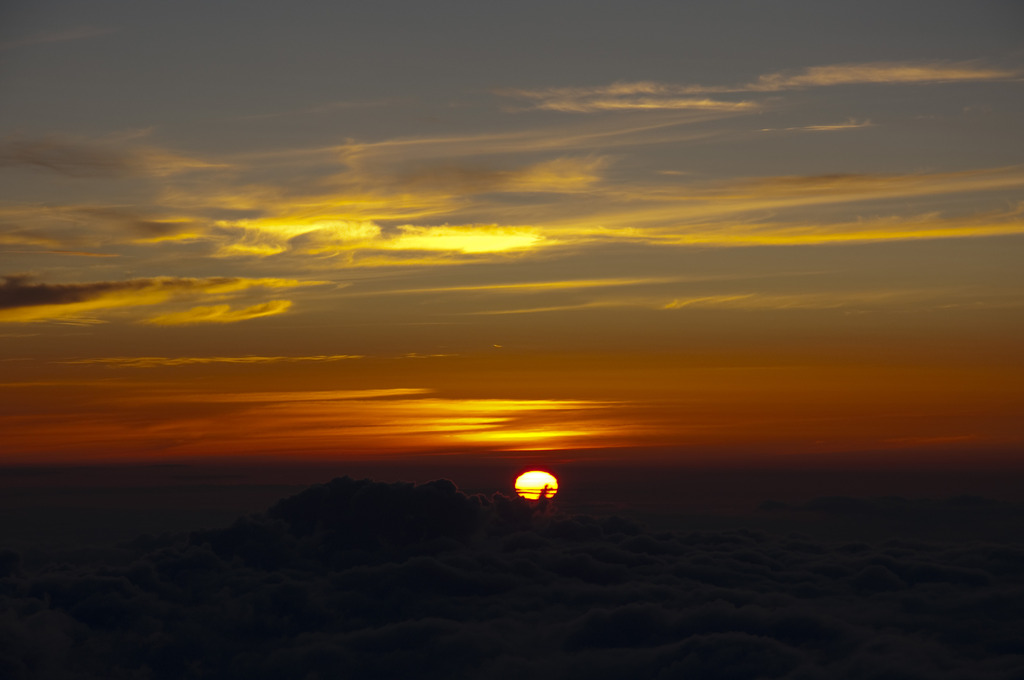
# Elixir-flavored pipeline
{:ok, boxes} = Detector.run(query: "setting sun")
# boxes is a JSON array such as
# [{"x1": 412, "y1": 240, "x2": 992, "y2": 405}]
[{"x1": 514, "y1": 470, "x2": 559, "y2": 500}]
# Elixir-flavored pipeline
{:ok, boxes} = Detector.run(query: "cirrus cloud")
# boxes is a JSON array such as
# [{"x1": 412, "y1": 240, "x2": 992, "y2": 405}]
[{"x1": 0, "y1": 275, "x2": 326, "y2": 324}]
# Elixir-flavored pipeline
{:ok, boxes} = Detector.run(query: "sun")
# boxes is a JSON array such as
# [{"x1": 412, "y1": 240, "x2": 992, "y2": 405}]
[{"x1": 514, "y1": 470, "x2": 559, "y2": 500}]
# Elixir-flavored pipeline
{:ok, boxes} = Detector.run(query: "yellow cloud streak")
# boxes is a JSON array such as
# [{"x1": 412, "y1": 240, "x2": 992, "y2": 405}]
[
  {"x1": 359, "y1": 276, "x2": 685, "y2": 296},
  {"x1": 143, "y1": 300, "x2": 292, "y2": 325},
  {"x1": 213, "y1": 220, "x2": 550, "y2": 259},
  {"x1": 0, "y1": 277, "x2": 323, "y2": 324},
  {"x1": 383, "y1": 225, "x2": 546, "y2": 254},
  {"x1": 533, "y1": 97, "x2": 759, "y2": 113},
  {"x1": 661, "y1": 290, "x2": 948, "y2": 311},
  {"x1": 188, "y1": 388, "x2": 431, "y2": 402},
  {"x1": 58, "y1": 354, "x2": 364, "y2": 368},
  {"x1": 209, "y1": 396, "x2": 625, "y2": 453}
]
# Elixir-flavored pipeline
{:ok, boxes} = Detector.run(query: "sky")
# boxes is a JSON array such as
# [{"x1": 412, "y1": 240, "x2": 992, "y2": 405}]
[{"x1": 1, "y1": 0, "x2": 1023, "y2": 468}]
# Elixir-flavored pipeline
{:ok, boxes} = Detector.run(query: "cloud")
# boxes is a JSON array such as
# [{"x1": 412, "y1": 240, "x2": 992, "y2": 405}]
[
  {"x1": 215, "y1": 220, "x2": 551, "y2": 260},
  {"x1": 746, "y1": 60, "x2": 1022, "y2": 91},
  {"x1": 195, "y1": 168, "x2": 1024, "y2": 266},
  {"x1": 4, "y1": 477, "x2": 1024, "y2": 678},
  {"x1": 540, "y1": 169, "x2": 1024, "y2": 244},
  {"x1": 329, "y1": 115, "x2": 721, "y2": 168},
  {"x1": 383, "y1": 225, "x2": 546, "y2": 254},
  {"x1": 502, "y1": 85, "x2": 760, "y2": 113},
  {"x1": 386, "y1": 156, "x2": 607, "y2": 194},
  {"x1": 0, "y1": 135, "x2": 226, "y2": 178},
  {"x1": 661, "y1": 289, "x2": 958, "y2": 311},
  {"x1": 143, "y1": 300, "x2": 293, "y2": 325},
  {"x1": 57, "y1": 354, "x2": 365, "y2": 368},
  {"x1": 0, "y1": 275, "x2": 324, "y2": 323},
  {"x1": 192, "y1": 388, "x2": 432, "y2": 402},
  {"x1": 760, "y1": 119, "x2": 875, "y2": 133},
  {"x1": 501, "y1": 60, "x2": 1020, "y2": 112},
  {"x1": 360, "y1": 276, "x2": 686, "y2": 296},
  {"x1": 0, "y1": 391, "x2": 624, "y2": 458}
]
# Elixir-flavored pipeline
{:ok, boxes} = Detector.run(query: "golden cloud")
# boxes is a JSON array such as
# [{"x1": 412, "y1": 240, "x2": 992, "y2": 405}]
[
  {"x1": 143, "y1": 300, "x2": 292, "y2": 325},
  {"x1": 0, "y1": 276, "x2": 324, "y2": 323},
  {"x1": 213, "y1": 219, "x2": 549, "y2": 260},
  {"x1": 58, "y1": 354, "x2": 364, "y2": 368},
  {"x1": 383, "y1": 225, "x2": 546, "y2": 254},
  {"x1": 362, "y1": 276, "x2": 685, "y2": 296},
  {"x1": 662, "y1": 291, "x2": 900, "y2": 310}
]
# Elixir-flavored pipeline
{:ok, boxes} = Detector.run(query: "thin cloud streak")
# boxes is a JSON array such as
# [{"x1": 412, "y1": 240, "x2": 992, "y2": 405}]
[
  {"x1": 143, "y1": 300, "x2": 293, "y2": 325},
  {"x1": 59, "y1": 355, "x2": 365, "y2": 368},
  {"x1": 188, "y1": 388, "x2": 433, "y2": 403},
  {"x1": 760, "y1": 119, "x2": 875, "y2": 132},
  {"x1": 0, "y1": 135, "x2": 228, "y2": 178},
  {"x1": 353, "y1": 276, "x2": 688, "y2": 296},
  {"x1": 502, "y1": 60, "x2": 1021, "y2": 113},
  {"x1": 0, "y1": 276, "x2": 326, "y2": 324}
]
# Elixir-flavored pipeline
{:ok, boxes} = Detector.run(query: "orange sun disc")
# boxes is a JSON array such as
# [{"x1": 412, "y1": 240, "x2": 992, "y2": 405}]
[{"x1": 514, "y1": 470, "x2": 559, "y2": 500}]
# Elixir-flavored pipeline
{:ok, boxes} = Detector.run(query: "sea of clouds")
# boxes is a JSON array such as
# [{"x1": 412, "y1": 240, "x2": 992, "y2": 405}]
[{"x1": 2, "y1": 476, "x2": 1024, "y2": 679}]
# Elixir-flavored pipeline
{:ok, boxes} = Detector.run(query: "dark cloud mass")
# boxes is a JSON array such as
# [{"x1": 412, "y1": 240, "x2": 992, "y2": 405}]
[
  {"x1": 0, "y1": 275, "x2": 278, "y2": 311},
  {"x1": 0, "y1": 274, "x2": 141, "y2": 309},
  {"x1": 2, "y1": 477, "x2": 1024, "y2": 679}
]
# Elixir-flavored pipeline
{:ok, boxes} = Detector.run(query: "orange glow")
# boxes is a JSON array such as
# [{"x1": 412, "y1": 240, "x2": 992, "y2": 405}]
[{"x1": 515, "y1": 470, "x2": 559, "y2": 500}]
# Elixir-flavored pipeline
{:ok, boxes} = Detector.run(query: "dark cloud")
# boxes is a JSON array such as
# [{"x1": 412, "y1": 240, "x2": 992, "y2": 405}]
[
  {"x1": 2, "y1": 477, "x2": 1024, "y2": 679},
  {"x1": 0, "y1": 275, "x2": 299, "y2": 311},
  {"x1": 0, "y1": 274, "x2": 142, "y2": 310}
]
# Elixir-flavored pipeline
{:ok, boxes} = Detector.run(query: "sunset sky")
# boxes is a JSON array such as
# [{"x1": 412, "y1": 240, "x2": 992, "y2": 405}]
[{"x1": 2, "y1": 0, "x2": 1022, "y2": 468}]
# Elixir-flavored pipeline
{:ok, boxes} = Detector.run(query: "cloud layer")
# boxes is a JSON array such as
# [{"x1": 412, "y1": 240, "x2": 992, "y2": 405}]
[
  {"x1": 0, "y1": 275, "x2": 323, "y2": 324},
  {"x1": 1, "y1": 477, "x2": 1023, "y2": 679},
  {"x1": 502, "y1": 60, "x2": 1021, "y2": 112}
]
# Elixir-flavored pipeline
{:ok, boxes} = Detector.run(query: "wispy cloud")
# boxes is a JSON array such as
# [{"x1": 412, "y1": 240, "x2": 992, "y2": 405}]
[
  {"x1": 143, "y1": 300, "x2": 292, "y2": 325},
  {"x1": 192, "y1": 388, "x2": 431, "y2": 402},
  {"x1": 744, "y1": 61, "x2": 1021, "y2": 91},
  {"x1": 662, "y1": 291, "x2": 889, "y2": 310},
  {"x1": 0, "y1": 135, "x2": 227, "y2": 178},
  {"x1": 542, "y1": 167, "x2": 1024, "y2": 238},
  {"x1": 364, "y1": 276, "x2": 685, "y2": 296},
  {"x1": 58, "y1": 354, "x2": 365, "y2": 368},
  {"x1": 214, "y1": 220, "x2": 551, "y2": 260},
  {"x1": 468, "y1": 301, "x2": 625, "y2": 315},
  {"x1": 0, "y1": 275, "x2": 325, "y2": 323},
  {"x1": 501, "y1": 60, "x2": 1020, "y2": 113},
  {"x1": 461, "y1": 287, "x2": 1017, "y2": 317},
  {"x1": 178, "y1": 167, "x2": 1024, "y2": 266},
  {"x1": 760, "y1": 119, "x2": 875, "y2": 133},
  {"x1": 499, "y1": 83, "x2": 759, "y2": 113}
]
